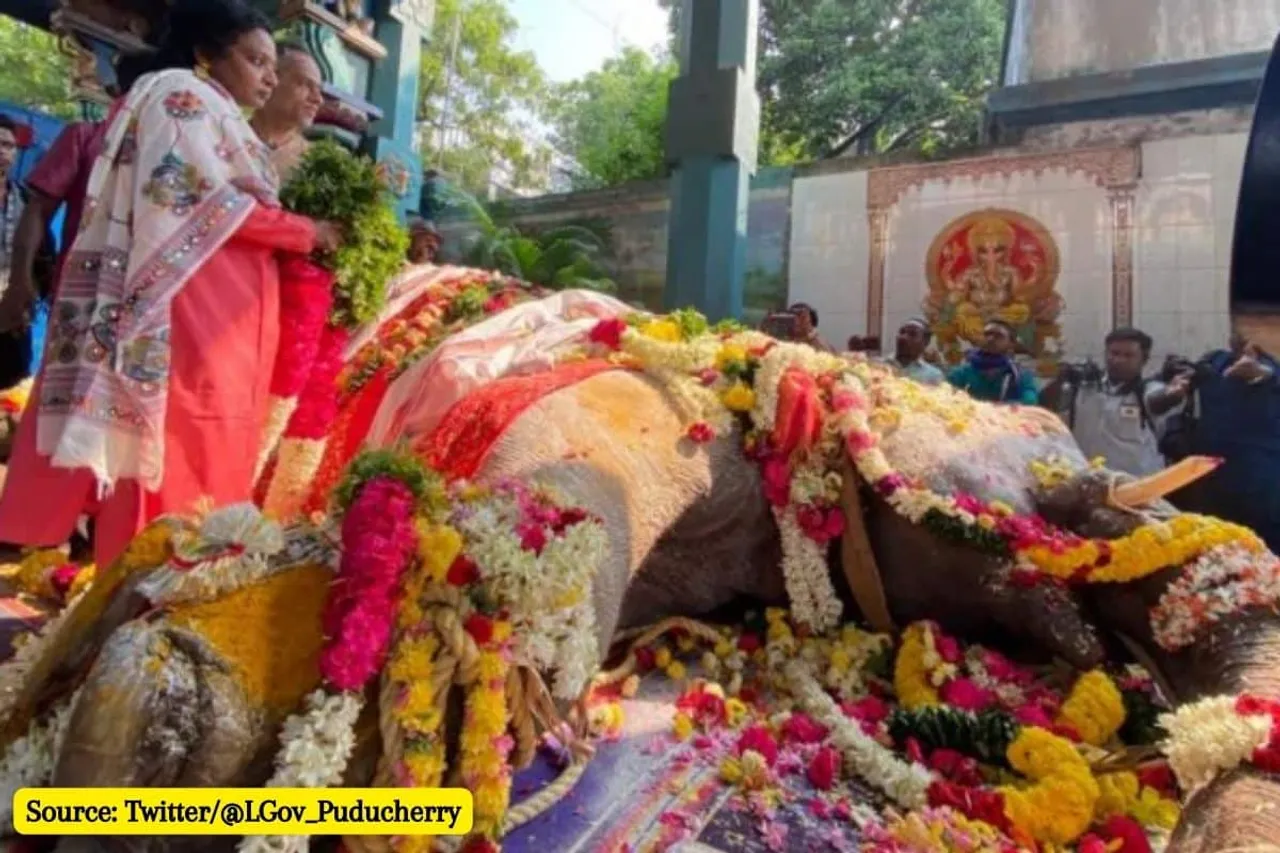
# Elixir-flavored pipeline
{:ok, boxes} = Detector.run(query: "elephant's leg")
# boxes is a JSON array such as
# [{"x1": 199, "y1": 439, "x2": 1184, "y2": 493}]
[{"x1": 54, "y1": 621, "x2": 271, "y2": 789}]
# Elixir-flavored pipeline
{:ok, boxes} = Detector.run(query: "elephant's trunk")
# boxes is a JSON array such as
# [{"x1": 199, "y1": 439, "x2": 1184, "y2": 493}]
[
  {"x1": 1090, "y1": 595, "x2": 1280, "y2": 852},
  {"x1": 1159, "y1": 615, "x2": 1280, "y2": 853}
]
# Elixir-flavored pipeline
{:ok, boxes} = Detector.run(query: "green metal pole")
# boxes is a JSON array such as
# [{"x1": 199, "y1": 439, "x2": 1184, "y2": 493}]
[{"x1": 663, "y1": 0, "x2": 760, "y2": 322}]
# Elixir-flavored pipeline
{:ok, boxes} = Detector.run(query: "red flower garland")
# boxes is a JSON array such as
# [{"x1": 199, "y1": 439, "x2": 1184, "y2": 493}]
[
  {"x1": 288, "y1": 322, "x2": 351, "y2": 440},
  {"x1": 321, "y1": 475, "x2": 418, "y2": 692},
  {"x1": 272, "y1": 258, "x2": 335, "y2": 398}
]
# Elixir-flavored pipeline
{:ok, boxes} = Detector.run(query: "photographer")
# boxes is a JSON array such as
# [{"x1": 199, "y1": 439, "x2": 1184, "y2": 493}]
[
  {"x1": 1053, "y1": 328, "x2": 1186, "y2": 477},
  {"x1": 1164, "y1": 332, "x2": 1280, "y2": 550}
]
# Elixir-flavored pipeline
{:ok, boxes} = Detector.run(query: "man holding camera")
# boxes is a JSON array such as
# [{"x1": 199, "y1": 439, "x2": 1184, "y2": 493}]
[
  {"x1": 1054, "y1": 327, "x2": 1187, "y2": 477},
  {"x1": 1163, "y1": 331, "x2": 1280, "y2": 550}
]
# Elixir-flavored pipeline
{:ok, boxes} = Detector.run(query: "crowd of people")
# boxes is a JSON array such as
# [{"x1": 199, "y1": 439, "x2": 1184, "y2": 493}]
[{"x1": 782, "y1": 302, "x2": 1280, "y2": 550}]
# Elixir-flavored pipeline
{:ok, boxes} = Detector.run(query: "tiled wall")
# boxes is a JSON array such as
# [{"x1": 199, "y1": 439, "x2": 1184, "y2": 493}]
[
  {"x1": 880, "y1": 169, "x2": 1112, "y2": 362},
  {"x1": 1133, "y1": 133, "x2": 1247, "y2": 361},
  {"x1": 787, "y1": 170, "x2": 871, "y2": 352}
]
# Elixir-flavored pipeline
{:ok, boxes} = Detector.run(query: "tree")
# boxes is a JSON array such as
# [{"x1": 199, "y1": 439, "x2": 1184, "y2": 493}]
[
  {"x1": 418, "y1": 0, "x2": 551, "y2": 198},
  {"x1": 445, "y1": 188, "x2": 616, "y2": 291},
  {"x1": 0, "y1": 20, "x2": 76, "y2": 119},
  {"x1": 549, "y1": 47, "x2": 677, "y2": 190},
  {"x1": 659, "y1": 0, "x2": 1005, "y2": 162}
]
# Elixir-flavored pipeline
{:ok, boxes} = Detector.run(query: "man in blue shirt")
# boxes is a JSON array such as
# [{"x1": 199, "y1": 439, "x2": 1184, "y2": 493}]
[
  {"x1": 947, "y1": 320, "x2": 1039, "y2": 404},
  {"x1": 886, "y1": 318, "x2": 945, "y2": 385}
]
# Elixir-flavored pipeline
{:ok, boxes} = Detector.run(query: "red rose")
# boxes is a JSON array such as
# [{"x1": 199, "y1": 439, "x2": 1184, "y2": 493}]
[
  {"x1": 781, "y1": 712, "x2": 828, "y2": 744},
  {"x1": 446, "y1": 555, "x2": 480, "y2": 586},
  {"x1": 736, "y1": 725, "x2": 779, "y2": 766},
  {"x1": 589, "y1": 318, "x2": 627, "y2": 350},
  {"x1": 464, "y1": 613, "x2": 495, "y2": 645},
  {"x1": 806, "y1": 746, "x2": 840, "y2": 790},
  {"x1": 517, "y1": 522, "x2": 548, "y2": 555},
  {"x1": 686, "y1": 422, "x2": 715, "y2": 443},
  {"x1": 737, "y1": 633, "x2": 761, "y2": 653},
  {"x1": 552, "y1": 506, "x2": 588, "y2": 533}
]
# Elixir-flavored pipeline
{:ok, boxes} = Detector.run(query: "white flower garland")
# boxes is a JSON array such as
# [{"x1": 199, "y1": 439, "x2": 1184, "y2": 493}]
[
  {"x1": 0, "y1": 599, "x2": 79, "y2": 728},
  {"x1": 454, "y1": 484, "x2": 609, "y2": 700},
  {"x1": 774, "y1": 506, "x2": 843, "y2": 634},
  {"x1": 1160, "y1": 695, "x2": 1275, "y2": 791},
  {"x1": 239, "y1": 690, "x2": 363, "y2": 853},
  {"x1": 785, "y1": 658, "x2": 933, "y2": 808},
  {"x1": 0, "y1": 689, "x2": 81, "y2": 830},
  {"x1": 136, "y1": 504, "x2": 287, "y2": 608},
  {"x1": 1150, "y1": 544, "x2": 1280, "y2": 651}
]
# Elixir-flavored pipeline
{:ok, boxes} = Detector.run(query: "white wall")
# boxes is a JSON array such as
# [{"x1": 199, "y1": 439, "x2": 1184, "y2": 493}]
[
  {"x1": 787, "y1": 170, "x2": 871, "y2": 351},
  {"x1": 1132, "y1": 133, "x2": 1247, "y2": 361}
]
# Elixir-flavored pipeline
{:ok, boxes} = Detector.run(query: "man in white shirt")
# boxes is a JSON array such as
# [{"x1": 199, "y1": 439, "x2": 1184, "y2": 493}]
[
  {"x1": 1056, "y1": 327, "x2": 1188, "y2": 476},
  {"x1": 885, "y1": 318, "x2": 945, "y2": 385}
]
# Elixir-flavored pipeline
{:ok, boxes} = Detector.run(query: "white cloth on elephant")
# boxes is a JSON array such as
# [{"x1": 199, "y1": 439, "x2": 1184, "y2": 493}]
[
  {"x1": 365, "y1": 288, "x2": 636, "y2": 450},
  {"x1": 341, "y1": 263, "x2": 481, "y2": 360}
]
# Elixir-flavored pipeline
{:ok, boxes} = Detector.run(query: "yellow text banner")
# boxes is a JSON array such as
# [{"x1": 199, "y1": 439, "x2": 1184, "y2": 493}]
[{"x1": 14, "y1": 788, "x2": 474, "y2": 836}]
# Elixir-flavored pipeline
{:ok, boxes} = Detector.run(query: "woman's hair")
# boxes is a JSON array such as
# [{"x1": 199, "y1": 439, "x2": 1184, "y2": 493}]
[
  {"x1": 140, "y1": 0, "x2": 270, "y2": 75},
  {"x1": 113, "y1": 53, "x2": 152, "y2": 95}
]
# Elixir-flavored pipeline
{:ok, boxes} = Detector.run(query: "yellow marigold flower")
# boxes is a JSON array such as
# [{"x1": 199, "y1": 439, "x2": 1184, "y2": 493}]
[
  {"x1": 715, "y1": 344, "x2": 748, "y2": 369},
  {"x1": 714, "y1": 638, "x2": 734, "y2": 658},
  {"x1": 640, "y1": 319, "x2": 682, "y2": 342},
  {"x1": 894, "y1": 622, "x2": 940, "y2": 709},
  {"x1": 665, "y1": 661, "x2": 687, "y2": 682},
  {"x1": 476, "y1": 649, "x2": 508, "y2": 683},
  {"x1": 978, "y1": 515, "x2": 997, "y2": 530},
  {"x1": 676, "y1": 634, "x2": 696, "y2": 654},
  {"x1": 1058, "y1": 670, "x2": 1126, "y2": 747},
  {"x1": 720, "y1": 382, "x2": 757, "y2": 413},
  {"x1": 829, "y1": 646, "x2": 852, "y2": 673},
  {"x1": 725, "y1": 698, "x2": 749, "y2": 727},
  {"x1": 654, "y1": 647, "x2": 673, "y2": 669},
  {"x1": 739, "y1": 750, "x2": 770, "y2": 789},
  {"x1": 418, "y1": 522, "x2": 463, "y2": 584},
  {"x1": 720, "y1": 756, "x2": 744, "y2": 784},
  {"x1": 491, "y1": 621, "x2": 513, "y2": 644},
  {"x1": 672, "y1": 712, "x2": 695, "y2": 740}
]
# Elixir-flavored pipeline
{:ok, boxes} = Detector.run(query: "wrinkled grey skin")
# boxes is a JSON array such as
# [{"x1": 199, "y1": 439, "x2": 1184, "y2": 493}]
[{"x1": 27, "y1": 371, "x2": 1280, "y2": 852}]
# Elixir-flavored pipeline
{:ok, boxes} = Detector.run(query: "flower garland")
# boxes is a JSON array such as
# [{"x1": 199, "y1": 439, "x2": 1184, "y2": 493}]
[
  {"x1": 245, "y1": 468, "x2": 421, "y2": 853},
  {"x1": 0, "y1": 689, "x2": 80, "y2": 831},
  {"x1": 254, "y1": 257, "x2": 335, "y2": 483},
  {"x1": 1160, "y1": 693, "x2": 1280, "y2": 791},
  {"x1": 263, "y1": 322, "x2": 351, "y2": 522},
  {"x1": 1150, "y1": 543, "x2": 1280, "y2": 651}
]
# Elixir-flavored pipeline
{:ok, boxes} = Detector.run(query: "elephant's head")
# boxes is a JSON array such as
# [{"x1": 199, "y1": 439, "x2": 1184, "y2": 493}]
[{"x1": 830, "y1": 359, "x2": 1280, "y2": 853}]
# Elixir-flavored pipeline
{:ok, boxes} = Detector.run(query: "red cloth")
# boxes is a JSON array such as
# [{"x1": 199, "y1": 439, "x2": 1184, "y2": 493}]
[
  {"x1": 25, "y1": 117, "x2": 111, "y2": 280},
  {"x1": 420, "y1": 359, "x2": 623, "y2": 482},
  {"x1": 0, "y1": 204, "x2": 315, "y2": 566}
]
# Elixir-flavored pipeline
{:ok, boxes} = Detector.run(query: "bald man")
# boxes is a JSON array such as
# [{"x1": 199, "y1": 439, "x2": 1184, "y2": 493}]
[{"x1": 251, "y1": 43, "x2": 324, "y2": 183}]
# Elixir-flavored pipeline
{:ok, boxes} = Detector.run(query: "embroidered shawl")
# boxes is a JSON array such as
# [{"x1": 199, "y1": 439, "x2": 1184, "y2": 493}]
[{"x1": 37, "y1": 69, "x2": 281, "y2": 492}]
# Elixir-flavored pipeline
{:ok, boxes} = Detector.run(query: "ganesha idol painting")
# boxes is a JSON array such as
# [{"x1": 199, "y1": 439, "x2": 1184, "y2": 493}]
[{"x1": 924, "y1": 209, "x2": 1065, "y2": 374}]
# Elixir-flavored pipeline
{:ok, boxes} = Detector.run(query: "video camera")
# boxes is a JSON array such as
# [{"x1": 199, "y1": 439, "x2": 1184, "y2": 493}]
[
  {"x1": 1057, "y1": 359, "x2": 1104, "y2": 386},
  {"x1": 1159, "y1": 355, "x2": 1216, "y2": 388}
]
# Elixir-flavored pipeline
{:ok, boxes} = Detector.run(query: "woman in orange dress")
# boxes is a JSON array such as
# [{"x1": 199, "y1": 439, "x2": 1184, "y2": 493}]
[{"x1": 0, "y1": 0, "x2": 341, "y2": 566}]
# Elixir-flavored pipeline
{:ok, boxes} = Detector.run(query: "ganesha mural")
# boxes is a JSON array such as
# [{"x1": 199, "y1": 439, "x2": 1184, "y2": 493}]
[{"x1": 924, "y1": 209, "x2": 1064, "y2": 372}]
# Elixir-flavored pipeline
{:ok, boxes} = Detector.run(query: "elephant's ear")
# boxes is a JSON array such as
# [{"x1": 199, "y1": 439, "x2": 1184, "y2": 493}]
[{"x1": 839, "y1": 460, "x2": 895, "y2": 635}]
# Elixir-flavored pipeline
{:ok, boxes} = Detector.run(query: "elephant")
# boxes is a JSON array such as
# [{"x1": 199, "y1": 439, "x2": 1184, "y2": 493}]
[{"x1": 2, "y1": 297, "x2": 1278, "y2": 853}]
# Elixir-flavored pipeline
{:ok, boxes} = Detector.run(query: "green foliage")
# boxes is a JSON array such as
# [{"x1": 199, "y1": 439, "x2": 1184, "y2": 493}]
[
  {"x1": 444, "y1": 187, "x2": 616, "y2": 292},
  {"x1": 659, "y1": 0, "x2": 1004, "y2": 164},
  {"x1": 335, "y1": 449, "x2": 445, "y2": 516},
  {"x1": 0, "y1": 20, "x2": 77, "y2": 120},
  {"x1": 549, "y1": 47, "x2": 677, "y2": 189},
  {"x1": 887, "y1": 706, "x2": 1019, "y2": 768},
  {"x1": 281, "y1": 140, "x2": 409, "y2": 327},
  {"x1": 419, "y1": 0, "x2": 551, "y2": 196},
  {"x1": 280, "y1": 140, "x2": 382, "y2": 223}
]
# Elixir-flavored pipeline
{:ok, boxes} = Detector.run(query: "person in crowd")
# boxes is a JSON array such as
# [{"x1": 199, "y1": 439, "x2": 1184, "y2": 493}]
[
  {"x1": 0, "y1": 55, "x2": 151, "y2": 351},
  {"x1": 0, "y1": 0, "x2": 342, "y2": 566},
  {"x1": 1051, "y1": 327, "x2": 1188, "y2": 477},
  {"x1": 249, "y1": 41, "x2": 323, "y2": 182},
  {"x1": 407, "y1": 216, "x2": 441, "y2": 265},
  {"x1": 0, "y1": 115, "x2": 37, "y2": 388},
  {"x1": 947, "y1": 319, "x2": 1039, "y2": 404},
  {"x1": 886, "y1": 318, "x2": 945, "y2": 385},
  {"x1": 1163, "y1": 330, "x2": 1280, "y2": 550},
  {"x1": 790, "y1": 302, "x2": 833, "y2": 351}
]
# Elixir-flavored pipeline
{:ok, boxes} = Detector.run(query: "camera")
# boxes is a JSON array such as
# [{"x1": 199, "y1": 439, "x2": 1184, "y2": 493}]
[
  {"x1": 1159, "y1": 355, "x2": 1214, "y2": 387},
  {"x1": 1058, "y1": 359, "x2": 1104, "y2": 386}
]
